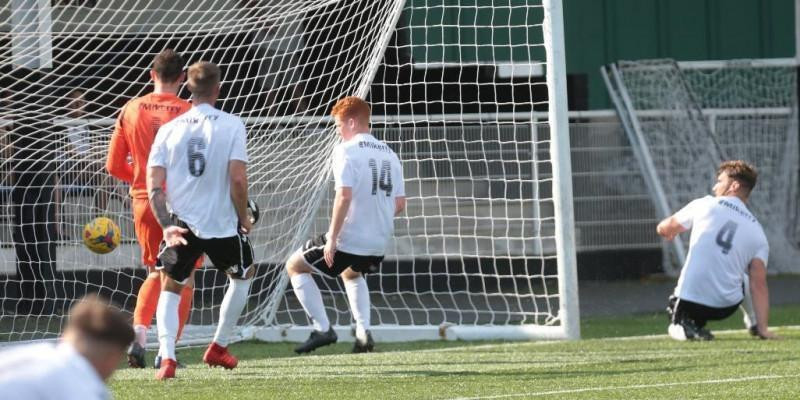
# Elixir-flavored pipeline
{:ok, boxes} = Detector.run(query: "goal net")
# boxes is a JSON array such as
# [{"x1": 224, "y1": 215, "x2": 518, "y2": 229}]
[
  {"x1": 603, "y1": 58, "x2": 799, "y2": 274},
  {"x1": 0, "y1": 0, "x2": 578, "y2": 344}
]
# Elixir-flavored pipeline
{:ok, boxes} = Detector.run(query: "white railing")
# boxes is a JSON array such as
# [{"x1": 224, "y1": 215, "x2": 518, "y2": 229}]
[{"x1": 2, "y1": 108, "x2": 790, "y2": 256}]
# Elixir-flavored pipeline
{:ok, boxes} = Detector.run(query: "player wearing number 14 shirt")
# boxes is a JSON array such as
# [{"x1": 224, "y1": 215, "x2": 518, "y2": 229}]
[
  {"x1": 657, "y1": 160, "x2": 777, "y2": 341},
  {"x1": 286, "y1": 97, "x2": 405, "y2": 354}
]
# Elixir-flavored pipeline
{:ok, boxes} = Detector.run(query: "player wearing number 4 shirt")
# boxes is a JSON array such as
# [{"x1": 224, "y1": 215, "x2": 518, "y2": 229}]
[
  {"x1": 286, "y1": 97, "x2": 405, "y2": 354},
  {"x1": 657, "y1": 160, "x2": 778, "y2": 341},
  {"x1": 148, "y1": 61, "x2": 255, "y2": 380}
]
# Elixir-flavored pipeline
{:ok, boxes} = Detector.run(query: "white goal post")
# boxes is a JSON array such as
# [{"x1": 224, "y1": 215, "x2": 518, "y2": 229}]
[{"x1": 0, "y1": 0, "x2": 579, "y2": 344}]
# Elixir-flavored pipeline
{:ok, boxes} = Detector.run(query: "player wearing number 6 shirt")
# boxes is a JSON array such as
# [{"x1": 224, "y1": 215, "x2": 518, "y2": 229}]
[
  {"x1": 105, "y1": 49, "x2": 195, "y2": 368},
  {"x1": 657, "y1": 160, "x2": 777, "y2": 341},
  {"x1": 147, "y1": 61, "x2": 254, "y2": 380},
  {"x1": 286, "y1": 97, "x2": 405, "y2": 354}
]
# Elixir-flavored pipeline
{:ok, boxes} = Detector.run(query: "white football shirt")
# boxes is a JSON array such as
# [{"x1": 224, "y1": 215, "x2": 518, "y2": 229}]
[
  {"x1": 149, "y1": 103, "x2": 248, "y2": 238},
  {"x1": 331, "y1": 133, "x2": 404, "y2": 256},
  {"x1": 673, "y1": 195, "x2": 769, "y2": 307},
  {"x1": 0, "y1": 342, "x2": 109, "y2": 400}
]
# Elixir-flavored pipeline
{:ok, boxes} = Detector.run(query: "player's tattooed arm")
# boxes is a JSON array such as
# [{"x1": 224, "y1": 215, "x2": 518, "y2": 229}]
[
  {"x1": 146, "y1": 165, "x2": 188, "y2": 247},
  {"x1": 148, "y1": 187, "x2": 173, "y2": 228},
  {"x1": 146, "y1": 165, "x2": 173, "y2": 228}
]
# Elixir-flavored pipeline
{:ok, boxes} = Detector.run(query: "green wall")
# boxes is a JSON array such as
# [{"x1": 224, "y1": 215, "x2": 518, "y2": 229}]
[
  {"x1": 564, "y1": 0, "x2": 795, "y2": 108},
  {"x1": 402, "y1": 0, "x2": 795, "y2": 109},
  {"x1": 404, "y1": 0, "x2": 546, "y2": 64}
]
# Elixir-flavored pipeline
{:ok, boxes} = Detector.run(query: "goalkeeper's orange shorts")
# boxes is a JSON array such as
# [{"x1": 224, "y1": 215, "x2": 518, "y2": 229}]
[{"x1": 132, "y1": 198, "x2": 202, "y2": 269}]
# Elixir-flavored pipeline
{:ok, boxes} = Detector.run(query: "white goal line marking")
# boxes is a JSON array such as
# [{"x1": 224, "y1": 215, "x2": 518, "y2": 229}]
[
  {"x1": 449, "y1": 374, "x2": 800, "y2": 400},
  {"x1": 415, "y1": 325, "x2": 800, "y2": 354}
]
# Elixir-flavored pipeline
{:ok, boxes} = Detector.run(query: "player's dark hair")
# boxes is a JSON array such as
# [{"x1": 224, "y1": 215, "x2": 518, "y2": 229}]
[
  {"x1": 331, "y1": 96, "x2": 371, "y2": 124},
  {"x1": 67, "y1": 88, "x2": 84, "y2": 98},
  {"x1": 718, "y1": 160, "x2": 757, "y2": 192},
  {"x1": 66, "y1": 294, "x2": 134, "y2": 349},
  {"x1": 187, "y1": 61, "x2": 221, "y2": 99},
  {"x1": 65, "y1": 88, "x2": 85, "y2": 110},
  {"x1": 152, "y1": 49, "x2": 185, "y2": 83}
]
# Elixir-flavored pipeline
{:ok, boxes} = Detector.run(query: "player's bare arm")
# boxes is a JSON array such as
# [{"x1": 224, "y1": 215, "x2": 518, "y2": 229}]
[
  {"x1": 146, "y1": 165, "x2": 187, "y2": 247},
  {"x1": 395, "y1": 196, "x2": 406, "y2": 216},
  {"x1": 748, "y1": 258, "x2": 778, "y2": 340},
  {"x1": 656, "y1": 216, "x2": 687, "y2": 241},
  {"x1": 229, "y1": 160, "x2": 251, "y2": 234},
  {"x1": 324, "y1": 186, "x2": 352, "y2": 267}
]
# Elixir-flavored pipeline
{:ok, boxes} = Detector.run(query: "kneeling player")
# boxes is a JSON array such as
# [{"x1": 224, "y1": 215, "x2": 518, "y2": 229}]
[
  {"x1": 286, "y1": 97, "x2": 405, "y2": 354},
  {"x1": 147, "y1": 61, "x2": 255, "y2": 379},
  {"x1": 657, "y1": 161, "x2": 777, "y2": 341}
]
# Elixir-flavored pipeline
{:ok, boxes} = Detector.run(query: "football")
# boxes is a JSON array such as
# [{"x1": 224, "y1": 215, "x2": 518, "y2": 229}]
[
  {"x1": 247, "y1": 199, "x2": 260, "y2": 224},
  {"x1": 83, "y1": 216, "x2": 121, "y2": 254}
]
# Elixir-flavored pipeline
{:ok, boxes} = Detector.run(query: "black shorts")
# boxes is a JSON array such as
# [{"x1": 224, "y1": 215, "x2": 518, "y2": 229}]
[
  {"x1": 670, "y1": 296, "x2": 740, "y2": 328},
  {"x1": 157, "y1": 218, "x2": 254, "y2": 283},
  {"x1": 300, "y1": 234, "x2": 383, "y2": 278}
]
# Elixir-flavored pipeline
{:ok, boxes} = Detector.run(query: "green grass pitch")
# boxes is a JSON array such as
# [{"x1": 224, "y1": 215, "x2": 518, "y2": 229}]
[{"x1": 110, "y1": 305, "x2": 800, "y2": 399}]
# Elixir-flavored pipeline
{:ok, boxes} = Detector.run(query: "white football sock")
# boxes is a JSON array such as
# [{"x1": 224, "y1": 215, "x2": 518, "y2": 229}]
[
  {"x1": 344, "y1": 276, "x2": 370, "y2": 341},
  {"x1": 133, "y1": 324, "x2": 148, "y2": 347},
  {"x1": 156, "y1": 291, "x2": 180, "y2": 361},
  {"x1": 213, "y1": 277, "x2": 252, "y2": 347},
  {"x1": 290, "y1": 273, "x2": 329, "y2": 332}
]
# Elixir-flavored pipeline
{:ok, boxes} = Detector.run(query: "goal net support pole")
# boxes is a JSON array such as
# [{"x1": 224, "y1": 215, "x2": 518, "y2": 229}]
[{"x1": 603, "y1": 58, "x2": 799, "y2": 274}]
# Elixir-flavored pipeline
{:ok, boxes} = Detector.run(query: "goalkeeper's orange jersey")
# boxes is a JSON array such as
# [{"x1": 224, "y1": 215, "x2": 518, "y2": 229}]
[{"x1": 106, "y1": 93, "x2": 190, "y2": 199}]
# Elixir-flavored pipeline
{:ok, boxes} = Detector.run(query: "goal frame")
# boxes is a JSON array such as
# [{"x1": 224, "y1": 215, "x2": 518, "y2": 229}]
[
  {"x1": 247, "y1": 0, "x2": 580, "y2": 343},
  {"x1": 1, "y1": 0, "x2": 580, "y2": 344}
]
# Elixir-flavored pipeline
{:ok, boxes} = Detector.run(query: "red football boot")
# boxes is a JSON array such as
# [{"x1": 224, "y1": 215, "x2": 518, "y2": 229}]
[
  {"x1": 155, "y1": 358, "x2": 177, "y2": 380},
  {"x1": 203, "y1": 342, "x2": 238, "y2": 369}
]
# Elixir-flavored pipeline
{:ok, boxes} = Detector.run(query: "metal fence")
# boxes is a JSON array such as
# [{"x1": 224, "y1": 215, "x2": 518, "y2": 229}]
[
  {"x1": 568, "y1": 120, "x2": 660, "y2": 251},
  {"x1": 1, "y1": 112, "x2": 663, "y2": 258}
]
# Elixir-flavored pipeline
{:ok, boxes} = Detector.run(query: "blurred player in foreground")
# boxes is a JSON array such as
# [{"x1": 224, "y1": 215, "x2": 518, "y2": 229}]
[
  {"x1": 0, "y1": 294, "x2": 134, "y2": 399},
  {"x1": 657, "y1": 160, "x2": 778, "y2": 341}
]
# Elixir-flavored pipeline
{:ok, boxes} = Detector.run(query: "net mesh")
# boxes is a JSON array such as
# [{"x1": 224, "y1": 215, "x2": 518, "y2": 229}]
[
  {"x1": 1, "y1": 0, "x2": 569, "y2": 342},
  {"x1": 608, "y1": 59, "x2": 799, "y2": 273}
]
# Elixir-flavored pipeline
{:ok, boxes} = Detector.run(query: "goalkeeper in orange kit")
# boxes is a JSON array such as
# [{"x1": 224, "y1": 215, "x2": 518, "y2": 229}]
[{"x1": 106, "y1": 49, "x2": 196, "y2": 368}]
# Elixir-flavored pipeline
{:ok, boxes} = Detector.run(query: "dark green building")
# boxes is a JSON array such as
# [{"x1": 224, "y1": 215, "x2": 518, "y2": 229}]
[{"x1": 402, "y1": 0, "x2": 795, "y2": 109}]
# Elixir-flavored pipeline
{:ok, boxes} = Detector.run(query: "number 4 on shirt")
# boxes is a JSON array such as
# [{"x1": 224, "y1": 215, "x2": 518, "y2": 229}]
[{"x1": 716, "y1": 220, "x2": 738, "y2": 254}]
